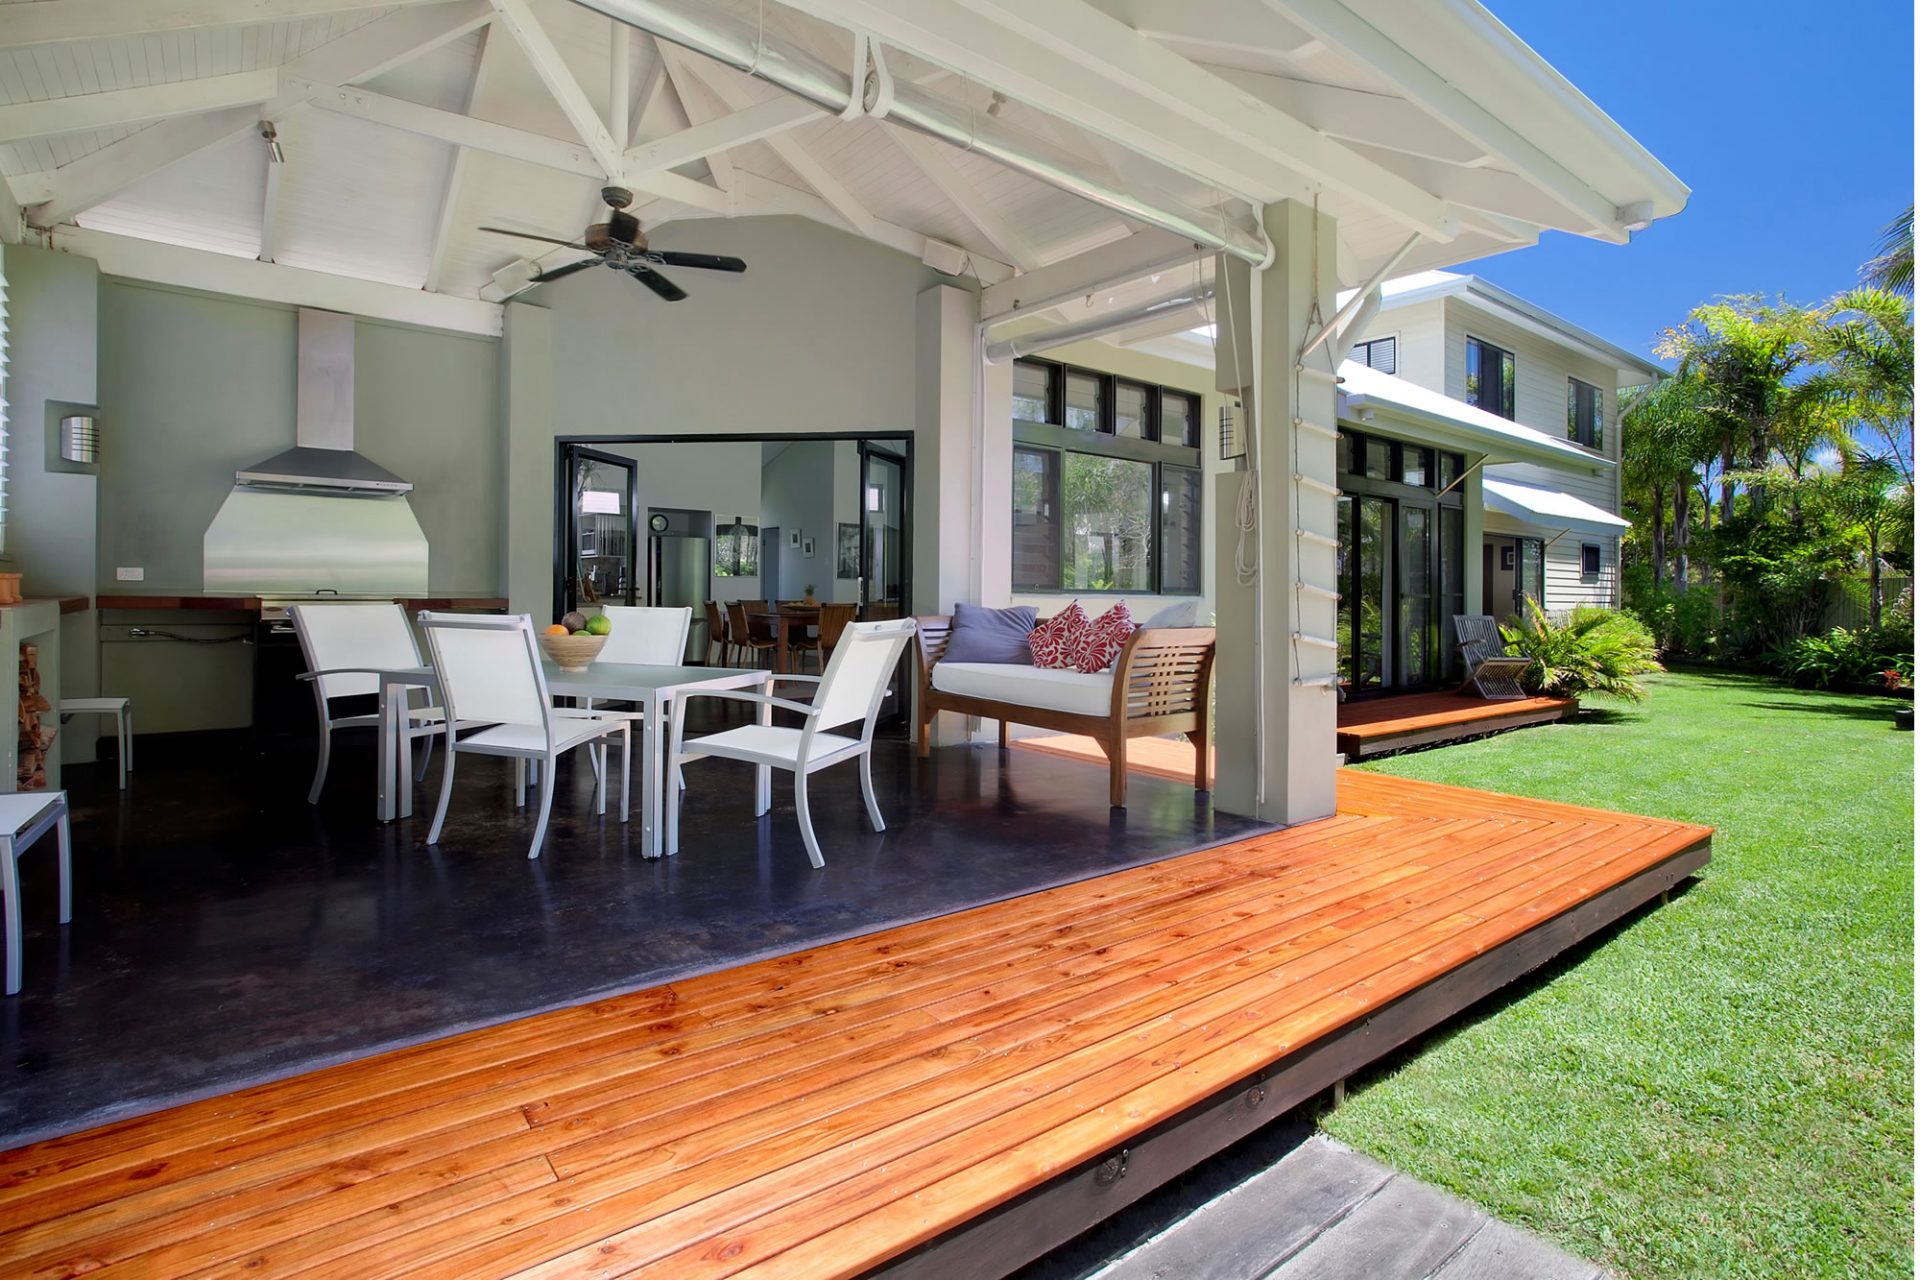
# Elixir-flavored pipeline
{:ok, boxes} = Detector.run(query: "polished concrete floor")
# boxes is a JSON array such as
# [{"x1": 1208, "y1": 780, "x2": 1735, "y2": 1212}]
[{"x1": 0, "y1": 719, "x2": 1263, "y2": 1148}]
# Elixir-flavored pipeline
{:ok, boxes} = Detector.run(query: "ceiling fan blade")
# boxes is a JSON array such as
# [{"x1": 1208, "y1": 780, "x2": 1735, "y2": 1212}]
[
  {"x1": 628, "y1": 264, "x2": 688, "y2": 301},
  {"x1": 478, "y1": 226, "x2": 587, "y2": 249},
  {"x1": 530, "y1": 258, "x2": 601, "y2": 284},
  {"x1": 650, "y1": 250, "x2": 746, "y2": 273}
]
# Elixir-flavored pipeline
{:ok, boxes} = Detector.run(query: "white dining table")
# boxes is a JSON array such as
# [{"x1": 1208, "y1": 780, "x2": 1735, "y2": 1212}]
[{"x1": 370, "y1": 661, "x2": 772, "y2": 858}]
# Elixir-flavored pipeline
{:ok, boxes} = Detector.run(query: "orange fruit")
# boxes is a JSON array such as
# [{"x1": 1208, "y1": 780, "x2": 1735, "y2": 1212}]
[{"x1": 544, "y1": 623, "x2": 569, "y2": 635}]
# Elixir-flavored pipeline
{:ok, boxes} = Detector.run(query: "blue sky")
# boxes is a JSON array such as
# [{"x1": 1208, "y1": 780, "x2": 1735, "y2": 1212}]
[{"x1": 1464, "y1": 0, "x2": 1915, "y2": 365}]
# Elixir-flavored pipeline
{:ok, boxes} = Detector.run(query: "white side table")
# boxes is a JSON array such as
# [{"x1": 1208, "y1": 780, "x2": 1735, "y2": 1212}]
[{"x1": 60, "y1": 697, "x2": 132, "y2": 790}]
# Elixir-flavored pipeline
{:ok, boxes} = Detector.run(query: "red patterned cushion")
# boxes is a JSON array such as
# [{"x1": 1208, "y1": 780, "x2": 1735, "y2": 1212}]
[
  {"x1": 1074, "y1": 602, "x2": 1137, "y2": 673},
  {"x1": 1027, "y1": 602, "x2": 1089, "y2": 670}
]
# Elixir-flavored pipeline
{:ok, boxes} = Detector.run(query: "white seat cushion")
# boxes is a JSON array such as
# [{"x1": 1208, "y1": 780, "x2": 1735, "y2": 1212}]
[
  {"x1": 686, "y1": 724, "x2": 860, "y2": 765},
  {"x1": 457, "y1": 715, "x2": 631, "y2": 756},
  {"x1": 930, "y1": 662, "x2": 1114, "y2": 717},
  {"x1": 60, "y1": 697, "x2": 128, "y2": 713}
]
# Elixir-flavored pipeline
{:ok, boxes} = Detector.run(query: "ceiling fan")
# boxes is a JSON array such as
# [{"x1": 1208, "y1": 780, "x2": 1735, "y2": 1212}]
[{"x1": 479, "y1": 186, "x2": 746, "y2": 301}]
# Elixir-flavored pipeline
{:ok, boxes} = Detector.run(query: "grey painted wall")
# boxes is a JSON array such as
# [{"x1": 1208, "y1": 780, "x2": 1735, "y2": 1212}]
[
  {"x1": 96, "y1": 280, "x2": 503, "y2": 594},
  {"x1": 505, "y1": 216, "x2": 949, "y2": 615},
  {"x1": 1, "y1": 244, "x2": 103, "y2": 761}
]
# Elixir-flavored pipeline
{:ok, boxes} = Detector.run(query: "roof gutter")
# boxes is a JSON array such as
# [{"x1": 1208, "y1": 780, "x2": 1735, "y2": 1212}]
[{"x1": 564, "y1": 0, "x2": 1272, "y2": 266}]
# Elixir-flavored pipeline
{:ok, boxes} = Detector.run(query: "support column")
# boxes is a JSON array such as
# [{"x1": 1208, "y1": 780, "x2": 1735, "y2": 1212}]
[
  {"x1": 914, "y1": 283, "x2": 980, "y2": 616},
  {"x1": 1210, "y1": 200, "x2": 1341, "y2": 825},
  {"x1": 502, "y1": 300, "x2": 554, "y2": 619}
]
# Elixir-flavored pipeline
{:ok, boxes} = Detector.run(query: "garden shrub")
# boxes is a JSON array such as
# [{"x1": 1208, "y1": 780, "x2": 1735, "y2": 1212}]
[
  {"x1": 1767, "y1": 621, "x2": 1915, "y2": 689},
  {"x1": 1499, "y1": 601, "x2": 1665, "y2": 701}
]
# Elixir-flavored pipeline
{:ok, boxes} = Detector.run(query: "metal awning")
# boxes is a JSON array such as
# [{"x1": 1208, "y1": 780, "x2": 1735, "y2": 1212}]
[
  {"x1": 1336, "y1": 361, "x2": 1609, "y2": 472},
  {"x1": 1483, "y1": 476, "x2": 1631, "y2": 538}
]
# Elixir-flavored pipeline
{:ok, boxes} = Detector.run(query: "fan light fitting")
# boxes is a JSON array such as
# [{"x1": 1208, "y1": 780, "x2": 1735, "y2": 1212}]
[{"x1": 260, "y1": 122, "x2": 284, "y2": 164}]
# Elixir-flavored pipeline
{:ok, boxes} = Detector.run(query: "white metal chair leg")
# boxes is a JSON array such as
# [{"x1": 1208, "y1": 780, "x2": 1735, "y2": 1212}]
[
  {"x1": 427, "y1": 737, "x2": 457, "y2": 844},
  {"x1": 859, "y1": 750, "x2": 885, "y2": 832},
  {"x1": 123, "y1": 706, "x2": 131, "y2": 777},
  {"x1": 593, "y1": 743, "x2": 607, "y2": 816},
  {"x1": 620, "y1": 725, "x2": 632, "y2": 825},
  {"x1": 56, "y1": 810, "x2": 71, "y2": 924},
  {"x1": 307, "y1": 727, "x2": 332, "y2": 804},
  {"x1": 528, "y1": 759, "x2": 559, "y2": 858},
  {"x1": 794, "y1": 770, "x2": 825, "y2": 869},
  {"x1": 514, "y1": 758, "x2": 527, "y2": 808},
  {"x1": 114, "y1": 708, "x2": 128, "y2": 790},
  {"x1": 2, "y1": 837, "x2": 19, "y2": 996},
  {"x1": 414, "y1": 727, "x2": 435, "y2": 781}
]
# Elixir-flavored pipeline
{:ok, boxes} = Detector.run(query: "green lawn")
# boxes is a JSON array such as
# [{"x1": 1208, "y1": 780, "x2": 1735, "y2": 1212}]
[{"x1": 1321, "y1": 669, "x2": 1914, "y2": 1280}]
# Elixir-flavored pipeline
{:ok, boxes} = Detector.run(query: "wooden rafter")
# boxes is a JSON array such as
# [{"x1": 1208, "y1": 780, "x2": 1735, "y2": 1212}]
[
  {"x1": 654, "y1": 43, "x2": 735, "y2": 192},
  {"x1": 0, "y1": 71, "x2": 280, "y2": 144},
  {"x1": 0, "y1": 0, "x2": 456, "y2": 51},
  {"x1": 423, "y1": 21, "x2": 501, "y2": 293},
  {"x1": 484, "y1": 0, "x2": 624, "y2": 183}
]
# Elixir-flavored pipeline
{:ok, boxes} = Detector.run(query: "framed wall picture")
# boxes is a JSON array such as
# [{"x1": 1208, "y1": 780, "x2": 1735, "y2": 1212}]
[
  {"x1": 787, "y1": 529, "x2": 801, "y2": 550},
  {"x1": 802, "y1": 536, "x2": 816, "y2": 558},
  {"x1": 836, "y1": 522, "x2": 860, "y2": 579},
  {"x1": 1500, "y1": 545, "x2": 1515, "y2": 571}
]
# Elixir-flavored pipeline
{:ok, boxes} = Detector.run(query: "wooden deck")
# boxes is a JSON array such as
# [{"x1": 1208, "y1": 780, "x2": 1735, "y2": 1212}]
[
  {"x1": 0, "y1": 772, "x2": 1710, "y2": 1280},
  {"x1": 1337, "y1": 691, "x2": 1578, "y2": 758}
]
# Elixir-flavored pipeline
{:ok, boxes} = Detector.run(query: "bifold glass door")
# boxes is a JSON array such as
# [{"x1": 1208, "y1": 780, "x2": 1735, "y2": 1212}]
[
  {"x1": 1338, "y1": 492, "x2": 1462, "y2": 695},
  {"x1": 1338, "y1": 495, "x2": 1392, "y2": 691}
]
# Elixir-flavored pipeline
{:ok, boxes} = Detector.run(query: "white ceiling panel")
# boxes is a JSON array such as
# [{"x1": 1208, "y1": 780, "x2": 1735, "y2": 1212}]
[{"x1": 75, "y1": 127, "x2": 268, "y2": 260}]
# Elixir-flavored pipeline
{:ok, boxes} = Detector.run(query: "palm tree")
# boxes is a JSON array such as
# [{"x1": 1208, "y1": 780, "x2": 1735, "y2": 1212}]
[
  {"x1": 1621, "y1": 374, "x2": 1713, "y2": 588},
  {"x1": 1821, "y1": 287, "x2": 1914, "y2": 486},
  {"x1": 1861, "y1": 204, "x2": 1913, "y2": 297}
]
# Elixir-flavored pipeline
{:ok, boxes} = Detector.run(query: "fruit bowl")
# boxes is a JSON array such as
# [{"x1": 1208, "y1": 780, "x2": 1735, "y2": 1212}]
[{"x1": 539, "y1": 632, "x2": 607, "y2": 672}]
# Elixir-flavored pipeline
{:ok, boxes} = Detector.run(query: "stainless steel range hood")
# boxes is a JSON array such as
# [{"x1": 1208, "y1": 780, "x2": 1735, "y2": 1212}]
[
  {"x1": 233, "y1": 309, "x2": 413, "y2": 495},
  {"x1": 204, "y1": 308, "x2": 429, "y2": 596}
]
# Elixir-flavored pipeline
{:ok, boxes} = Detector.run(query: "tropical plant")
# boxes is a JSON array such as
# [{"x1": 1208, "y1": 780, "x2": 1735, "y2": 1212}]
[
  {"x1": 1765, "y1": 624, "x2": 1914, "y2": 689},
  {"x1": 1620, "y1": 373, "x2": 1713, "y2": 589},
  {"x1": 1498, "y1": 601, "x2": 1663, "y2": 701},
  {"x1": 1820, "y1": 287, "x2": 1915, "y2": 486},
  {"x1": 1860, "y1": 203, "x2": 1913, "y2": 297},
  {"x1": 1623, "y1": 563, "x2": 1722, "y2": 658}
]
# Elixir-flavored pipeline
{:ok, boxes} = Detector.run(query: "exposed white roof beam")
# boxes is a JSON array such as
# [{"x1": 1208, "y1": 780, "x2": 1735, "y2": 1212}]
[
  {"x1": 774, "y1": 0, "x2": 1460, "y2": 241},
  {"x1": 61, "y1": 225, "x2": 502, "y2": 335},
  {"x1": 628, "y1": 39, "x2": 674, "y2": 141},
  {"x1": 625, "y1": 96, "x2": 823, "y2": 180},
  {"x1": 1257, "y1": 0, "x2": 1629, "y2": 241},
  {"x1": 486, "y1": 0, "x2": 626, "y2": 182},
  {"x1": 0, "y1": 70, "x2": 280, "y2": 144},
  {"x1": 883, "y1": 125, "x2": 1039, "y2": 270},
  {"x1": 726, "y1": 171, "x2": 1012, "y2": 282},
  {"x1": 1209, "y1": 69, "x2": 1493, "y2": 169},
  {"x1": 979, "y1": 226, "x2": 1204, "y2": 324},
  {"x1": 23, "y1": 1, "x2": 493, "y2": 228},
  {"x1": 290, "y1": 78, "x2": 729, "y2": 212},
  {"x1": 655, "y1": 42, "x2": 735, "y2": 190},
  {"x1": 0, "y1": 0, "x2": 457, "y2": 51},
  {"x1": 608, "y1": 20, "x2": 633, "y2": 151},
  {"x1": 677, "y1": 52, "x2": 877, "y2": 240},
  {"x1": 425, "y1": 20, "x2": 502, "y2": 293},
  {"x1": 0, "y1": 175, "x2": 23, "y2": 244}
]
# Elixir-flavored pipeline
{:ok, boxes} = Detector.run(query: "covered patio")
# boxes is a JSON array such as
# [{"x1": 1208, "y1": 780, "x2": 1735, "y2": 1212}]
[{"x1": 0, "y1": 0, "x2": 1697, "y2": 1271}]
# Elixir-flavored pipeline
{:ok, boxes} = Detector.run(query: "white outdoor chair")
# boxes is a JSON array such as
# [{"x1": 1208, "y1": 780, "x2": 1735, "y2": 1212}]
[
  {"x1": 291, "y1": 603, "x2": 446, "y2": 804},
  {"x1": 595, "y1": 606, "x2": 693, "y2": 666},
  {"x1": 667, "y1": 618, "x2": 916, "y2": 868},
  {"x1": 1, "y1": 791, "x2": 71, "y2": 997},
  {"x1": 420, "y1": 613, "x2": 640, "y2": 859},
  {"x1": 59, "y1": 697, "x2": 131, "y2": 789}
]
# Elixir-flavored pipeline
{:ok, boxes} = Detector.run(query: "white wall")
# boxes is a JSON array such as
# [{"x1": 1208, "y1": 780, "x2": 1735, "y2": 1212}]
[{"x1": 758, "y1": 441, "x2": 849, "y2": 603}]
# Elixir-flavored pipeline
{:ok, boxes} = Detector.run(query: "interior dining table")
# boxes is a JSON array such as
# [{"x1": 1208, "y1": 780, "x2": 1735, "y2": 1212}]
[{"x1": 746, "y1": 605, "x2": 820, "y2": 674}]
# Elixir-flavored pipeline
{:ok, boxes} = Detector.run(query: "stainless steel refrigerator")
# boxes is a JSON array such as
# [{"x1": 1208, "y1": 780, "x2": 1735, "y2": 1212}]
[{"x1": 647, "y1": 535, "x2": 710, "y2": 662}]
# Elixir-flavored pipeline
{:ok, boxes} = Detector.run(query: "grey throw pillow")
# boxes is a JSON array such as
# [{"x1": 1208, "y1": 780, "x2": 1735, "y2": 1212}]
[
  {"x1": 1140, "y1": 599, "x2": 1200, "y2": 630},
  {"x1": 943, "y1": 603, "x2": 1038, "y2": 664}
]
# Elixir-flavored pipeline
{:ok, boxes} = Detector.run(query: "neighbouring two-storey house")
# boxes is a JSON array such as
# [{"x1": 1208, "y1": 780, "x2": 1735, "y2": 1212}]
[{"x1": 1006, "y1": 270, "x2": 1662, "y2": 700}]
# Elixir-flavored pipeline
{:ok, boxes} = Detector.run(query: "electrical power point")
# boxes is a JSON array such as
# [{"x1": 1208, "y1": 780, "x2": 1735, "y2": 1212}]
[{"x1": 115, "y1": 567, "x2": 144, "y2": 581}]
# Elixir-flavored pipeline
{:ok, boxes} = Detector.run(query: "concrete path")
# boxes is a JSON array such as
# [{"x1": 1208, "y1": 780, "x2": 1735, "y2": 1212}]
[{"x1": 1080, "y1": 1135, "x2": 1605, "y2": 1280}]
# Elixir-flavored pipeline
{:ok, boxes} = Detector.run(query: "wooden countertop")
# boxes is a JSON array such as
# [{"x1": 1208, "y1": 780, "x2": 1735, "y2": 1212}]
[
  {"x1": 96, "y1": 595, "x2": 510, "y2": 613},
  {"x1": 0, "y1": 597, "x2": 91, "y2": 614}
]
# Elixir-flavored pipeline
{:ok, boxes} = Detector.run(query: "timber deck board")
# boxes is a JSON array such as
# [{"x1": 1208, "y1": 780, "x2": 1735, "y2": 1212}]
[
  {"x1": 1336, "y1": 692, "x2": 1577, "y2": 758},
  {"x1": 0, "y1": 772, "x2": 1709, "y2": 1280}
]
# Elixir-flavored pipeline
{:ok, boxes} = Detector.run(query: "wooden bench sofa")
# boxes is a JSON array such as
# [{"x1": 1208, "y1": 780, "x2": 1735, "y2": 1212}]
[{"x1": 912, "y1": 614, "x2": 1217, "y2": 807}]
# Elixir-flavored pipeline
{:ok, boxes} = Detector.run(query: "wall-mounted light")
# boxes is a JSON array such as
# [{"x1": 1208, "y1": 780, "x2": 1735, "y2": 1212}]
[
  {"x1": 865, "y1": 485, "x2": 881, "y2": 512},
  {"x1": 60, "y1": 415, "x2": 98, "y2": 464},
  {"x1": 260, "y1": 121, "x2": 284, "y2": 164}
]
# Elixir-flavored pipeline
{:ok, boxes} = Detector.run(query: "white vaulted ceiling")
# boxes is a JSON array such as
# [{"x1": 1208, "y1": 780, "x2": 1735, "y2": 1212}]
[{"x1": 0, "y1": 0, "x2": 1687, "y2": 335}]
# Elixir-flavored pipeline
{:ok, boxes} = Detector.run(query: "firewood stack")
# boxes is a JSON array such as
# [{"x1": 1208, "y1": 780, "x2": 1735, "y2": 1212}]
[{"x1": 17, "y1": 644, "x2": 53, "y2": 790}]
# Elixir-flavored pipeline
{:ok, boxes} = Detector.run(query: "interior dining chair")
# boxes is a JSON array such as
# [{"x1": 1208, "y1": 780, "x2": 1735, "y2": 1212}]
[
  {"x1": 795, "y1": 602, "x2": 858, "y2": 671},
  {"x1": 666, "y1": 618, "x2": 916, "y2": 868},
  {"x1": 704, "y1": 601, "x2": 731, "y2": 665},
  {"x1": 595, "y1": 605, "x2": 692, "y2": 665},
  {"x1": 419, "y1": 613, "x2": 640, "y2": 859},
  {"x1": 290, "y1": 602, "x2": 447, "y2": 805},
  {"x1": 727, "y1": 601, "x2": 778, "y2": 669}
]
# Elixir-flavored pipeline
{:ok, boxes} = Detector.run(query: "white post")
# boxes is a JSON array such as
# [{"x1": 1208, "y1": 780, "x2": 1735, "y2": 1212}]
[
  {"x1": 915, "y1": 283, "x2": 979, "y2": 617},
  {"x1": 1210, "y1": 199, "x2": 1341, "y2": 825}
]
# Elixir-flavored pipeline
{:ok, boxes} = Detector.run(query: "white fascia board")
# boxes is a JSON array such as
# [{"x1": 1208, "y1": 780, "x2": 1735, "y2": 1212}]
[
  {"x1": 0, "y1": 0, "x2": 452, "y2": 50},
  {"x1": 980, "y1": 227, "x2": 1207, "y2": 324},
  {"x1": 0, "y1": 70, "x2": 280, "y2": 144},
  {"x1": 61, "y1": 227, "x2": 503, "y2": 335},
  {"x1": 1337, "y1": 359, "x2": 1607, "y2": 472},
  {"x1": 1482, "y1": 475, "x2": 1629, "y2": 536}
]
